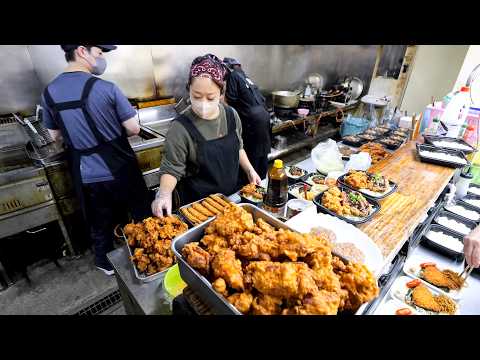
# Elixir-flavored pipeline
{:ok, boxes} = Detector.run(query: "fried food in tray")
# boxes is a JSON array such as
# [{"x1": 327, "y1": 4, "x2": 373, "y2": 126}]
[
  {"x1": 321, "y1": 186, "x2": 373, "y2": 219},
  {"x1": 181, "y1": 203, "x2": 379, "y2": 315},
  {"x1": 240, "y1": 183, "x2": 265, "y2": 203},
  {"x1": 358, "y1": 142, "x2": 390, "y2": 164},
  {"x1": 180, "y1": 194, "x2": 232, "y2": 226},
  {"x1": 124, "y1": 216, "x2": 188, "y2": 276},
  {"x1": 408, "y1": 283, "x2": 457, "y2": 315},
  {"x1": 344, "y1": 170, "x2": 390, "y2": 194},
  {"x1": 419, "y1": 263, "x2": 464, "y2": 291}
]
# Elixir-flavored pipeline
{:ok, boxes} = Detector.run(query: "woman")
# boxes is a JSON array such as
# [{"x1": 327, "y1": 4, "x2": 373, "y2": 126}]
[{"x1": 152, "y1": 54, "x2": 262, "y2": 217}]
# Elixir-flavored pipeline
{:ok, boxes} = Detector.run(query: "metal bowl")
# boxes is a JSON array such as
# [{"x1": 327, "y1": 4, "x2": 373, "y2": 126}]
[{"x1": 272, "y1": 91, "x2": 300, "y2": 109}]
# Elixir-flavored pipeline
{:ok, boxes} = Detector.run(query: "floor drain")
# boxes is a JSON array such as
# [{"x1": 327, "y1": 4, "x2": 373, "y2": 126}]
[{"x1": 74, "y1": 290, "x2": 122, "y2": 315}]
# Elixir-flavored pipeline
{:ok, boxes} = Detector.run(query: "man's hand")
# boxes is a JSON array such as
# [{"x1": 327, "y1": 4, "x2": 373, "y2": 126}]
[{"x1": 464, "y1": 225, "x2": 480, "y2": 268}]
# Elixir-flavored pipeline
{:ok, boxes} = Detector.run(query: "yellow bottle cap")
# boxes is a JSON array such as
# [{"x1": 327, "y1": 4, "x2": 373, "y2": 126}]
[{"x1": 274, "y1": 159, "x2": 283, "y2": 169}]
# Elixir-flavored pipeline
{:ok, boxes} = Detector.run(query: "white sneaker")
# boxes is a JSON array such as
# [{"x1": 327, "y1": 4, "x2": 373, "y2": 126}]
[{"x1": 96, "y1": 266, "x2": 114, "y2": 276}]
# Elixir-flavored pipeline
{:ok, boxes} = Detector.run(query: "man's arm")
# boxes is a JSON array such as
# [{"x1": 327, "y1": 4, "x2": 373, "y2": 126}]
[{"x1": 122, "y1": 116, "x2": 141, "y2": 137}]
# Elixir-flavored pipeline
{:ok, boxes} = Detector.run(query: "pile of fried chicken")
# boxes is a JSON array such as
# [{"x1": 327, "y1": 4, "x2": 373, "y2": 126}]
[
  {"x1": 124, "y1": 216, "x2": 188, "y2": 276},
  {"x1": 359, "y1": 142, "x2": 390, "y2": 164},
  {"x1": 181, "y1": 204, "x2": 379, "y2": 315}
]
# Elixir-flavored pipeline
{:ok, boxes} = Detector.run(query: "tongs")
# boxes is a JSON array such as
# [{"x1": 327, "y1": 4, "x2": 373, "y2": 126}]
[{"x1": 459, "y1": 264, "x2": 475, "y2": 284}]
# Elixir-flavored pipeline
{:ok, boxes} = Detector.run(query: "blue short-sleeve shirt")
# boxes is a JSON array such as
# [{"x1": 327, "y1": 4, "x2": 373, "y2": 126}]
[{"x1": 41, "y1": 72, "x2": 137, "y2": 183}]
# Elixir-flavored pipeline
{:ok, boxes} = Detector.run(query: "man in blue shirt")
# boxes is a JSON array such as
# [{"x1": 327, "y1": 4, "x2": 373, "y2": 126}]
[{"x1": 42, "y1": 45, "x2": 151, "y2": 275}]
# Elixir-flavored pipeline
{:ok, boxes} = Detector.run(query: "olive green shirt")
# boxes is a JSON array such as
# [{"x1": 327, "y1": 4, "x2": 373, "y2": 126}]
[{"x1": 158, "y1": 103, "x2": 244, "y2": 181}]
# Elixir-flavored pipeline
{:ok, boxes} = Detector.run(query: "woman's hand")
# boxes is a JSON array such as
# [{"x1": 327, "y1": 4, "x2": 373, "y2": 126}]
[
  {"x1": 247, "y1": 167, "x2": 262, "y2": 185},
  {"x1": 464, "y1": 225, "x2": 480, "y2": 268},
  {"x1": 151, "y1": 190, "x2": 172, "y2": 217}
]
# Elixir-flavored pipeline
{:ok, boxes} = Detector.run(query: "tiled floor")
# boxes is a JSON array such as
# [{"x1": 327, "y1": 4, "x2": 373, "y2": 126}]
[{"x1": 0, "y1": 250, "x2": 119, "y2": 315}]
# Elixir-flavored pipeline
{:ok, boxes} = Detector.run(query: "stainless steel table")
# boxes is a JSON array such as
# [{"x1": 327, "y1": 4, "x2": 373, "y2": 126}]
[{"x1": 107, "y1": 246, "x2": 172, "y2": 315}]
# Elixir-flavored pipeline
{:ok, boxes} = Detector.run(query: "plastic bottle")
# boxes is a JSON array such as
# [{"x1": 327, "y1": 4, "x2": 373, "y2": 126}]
[
  {"x1": 263, "y1": 159, "x2": 288, "y2": 217},
  {"x1": 458, "y1": 122, "x2": 468, "y2": 138},
  {"x1": 441, "y1": 86, "x2": 471, "y2": 137}
]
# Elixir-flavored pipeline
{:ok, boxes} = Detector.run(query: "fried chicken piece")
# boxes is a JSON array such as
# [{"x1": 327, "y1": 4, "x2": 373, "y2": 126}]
[
  {"x1": 182, "y1": 242, "x2": 211, "y2": 276},
  {"x1": 227, "y1": 292, "x2": 253, "y2": 314},
  {"x1": 251, "y1": 294, "x2": 283, "y2": 315},
  {"x1": 212, "y1": 249, "x2": 244, "y2": 291},
  {"x1": 333, "y1": 258, "x2": 379, "y2": 312},
  {"x1": 131, "y1": 248, "x2": 150, "y2": 273},
  {"x1": 284, "y1": 289, "x2": 341, "y2": 315},
  {"x1": 410, "y1": 284, "x2": 457, "y2": 314},
  {"x1": 212, "y1": 278, "x2": 229, "y2": 297},
  {"x1": 201, "y1": 234, "x2": 229, "y2": 255},
  {"x1": 421, "y1": 266, "x2": 464, "y2": 290},
  {"x1": 274, "y1": 229, "x2": 331, "y2": 261},
  {"x1": 232, "y1": 231, "x2": 276, "y2": 261},
  {"x1": 246, "y1": 261, "x2": 319, "y2": 299},
  {"x1": 206, "y1": 204, "x2": 255, "y2": 237}
]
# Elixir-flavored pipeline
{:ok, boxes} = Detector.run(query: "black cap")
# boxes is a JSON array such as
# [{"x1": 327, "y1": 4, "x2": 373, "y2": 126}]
[
  {"x1": 223, "y1": 57, "x2": 241, "y2": 67},
  {"x1": 60, "y1": 45, "x2": 117, "y2": 52}
]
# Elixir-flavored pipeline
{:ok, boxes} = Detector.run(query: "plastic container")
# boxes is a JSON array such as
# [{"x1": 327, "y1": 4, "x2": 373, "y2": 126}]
[
  {"x1": 164, "y1": 264, "x2": 187, "y2": 298},
  {"x1": 441, "y1": 87, "x2": 471, "y2": 138},
  {"x1": 455, "y1": 172, "x2": 473, "y2": 199}
]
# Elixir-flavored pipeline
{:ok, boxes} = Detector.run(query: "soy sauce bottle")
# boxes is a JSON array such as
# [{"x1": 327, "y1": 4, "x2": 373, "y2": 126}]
[{"x1": 263, "y1": 159, "x2": 288, "y2": 217}]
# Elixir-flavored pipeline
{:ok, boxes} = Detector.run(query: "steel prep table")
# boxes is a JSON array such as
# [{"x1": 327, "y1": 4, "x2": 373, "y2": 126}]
[{"x1": 107, "y1": 145, "x2": 480, "y2": 315}]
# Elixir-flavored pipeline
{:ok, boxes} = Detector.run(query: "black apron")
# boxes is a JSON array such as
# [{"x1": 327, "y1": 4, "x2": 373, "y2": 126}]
[
  {"x1": 43, "y1": 76, "x2": 151, "y2": 223},
  {"x1": 176, "y1": 106, "x2": 240, "y2": 206},
  {"x1": 234, "y1": 71, "x2": 271, "y2": 157}
]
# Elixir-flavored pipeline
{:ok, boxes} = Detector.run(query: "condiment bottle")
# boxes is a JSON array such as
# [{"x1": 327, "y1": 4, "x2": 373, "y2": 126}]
[
  {"x1": 456, "y1": 171, "x2": 473, "y2": 199},
  {"x1": 263, "y1": 159, "x2": 288, "y2": 217}
]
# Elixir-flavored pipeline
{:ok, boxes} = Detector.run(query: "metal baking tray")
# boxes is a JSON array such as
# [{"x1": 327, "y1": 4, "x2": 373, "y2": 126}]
[
  {"x1": 178, "y1": 193, "x2": 231, "y2": 227},
  {"x1": 122, "y1": 214, "x2": 186, "y2": 283},
  {"x1": 423, "y1": 135, "x2": 476, "y2": 154},
  {"x1": 337, "y1": 172, "x2": 397, "y2": 200},
  {"x1": 433, "y1": 209, "x2": 476, "y2": 238},
  {"x1": 416, "y1": 143, "x2": 471, "y2": 168},
  {"x1": 313, "y1": 186, "x2": 381, "y2": 225},
  {"x1": 172, "y1": 203, "x2": 371, "y2": 315},
  {"x1": 421, "y1": 224, "x2": 464, "y2": 261}
]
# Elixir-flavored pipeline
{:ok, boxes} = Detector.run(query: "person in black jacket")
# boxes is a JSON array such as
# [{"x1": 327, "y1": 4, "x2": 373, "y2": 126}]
[{"x1": 223, "y1": 58, "x2": 271, "y2": 181}]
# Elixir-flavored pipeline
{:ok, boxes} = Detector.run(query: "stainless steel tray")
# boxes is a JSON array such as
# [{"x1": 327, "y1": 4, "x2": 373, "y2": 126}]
[
  {"x1": 122, "y1": 214, "x2": 185, "y2": 283},
  {"x1": 172, "y1": 203, "x2": 374, "y2": 315},
  {"x1": 178, "y1": 193, "x2": 231, "y2": 227}
]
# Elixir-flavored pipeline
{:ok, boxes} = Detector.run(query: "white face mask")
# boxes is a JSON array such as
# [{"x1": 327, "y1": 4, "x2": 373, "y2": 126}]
[{"x1": 191, "y1": 98, "x2": 220, "y2": 119}]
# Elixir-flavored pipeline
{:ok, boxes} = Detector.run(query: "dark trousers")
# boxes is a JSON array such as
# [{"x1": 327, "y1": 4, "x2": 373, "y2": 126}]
[{"x1": 83, "y1": 179, "x2": 152, "y2": 268}]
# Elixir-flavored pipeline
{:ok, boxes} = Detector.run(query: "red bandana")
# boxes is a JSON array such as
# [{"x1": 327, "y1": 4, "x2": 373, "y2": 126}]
[{"x1": 190, "y1": 57, "x2": 227, "y2": 89}]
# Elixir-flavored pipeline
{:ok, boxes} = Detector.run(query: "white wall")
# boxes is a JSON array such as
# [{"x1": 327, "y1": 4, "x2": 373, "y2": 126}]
[
  {"x1": 401, "y1": 45, "x2": 469, "y2": 114},
  {"x1": 453, "y1": 45, "x2": 480, "y2": 107}
]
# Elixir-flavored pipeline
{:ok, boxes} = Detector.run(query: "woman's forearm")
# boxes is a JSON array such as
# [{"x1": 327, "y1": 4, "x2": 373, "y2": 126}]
[
  {"x1": 157, "y1": 174, "x2": 178, "y2": 197},
  {"x1": 239, "y1": 149, "x2": 254, "y2": 174}
]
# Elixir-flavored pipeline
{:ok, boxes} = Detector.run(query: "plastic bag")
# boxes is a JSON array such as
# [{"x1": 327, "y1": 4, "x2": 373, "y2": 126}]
[
  {"x1": 344, "y1": 152, "x2": 372, "y2": 172},
  {"x1": 340, "y1": 114, "x2": 369, "y2": 137},
  {"x1": 364, "y1": 103, "x2": 379, "y2": 128},
  {"x1": 311, "y1": 139, "x2": 345, "y2": 174}
]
